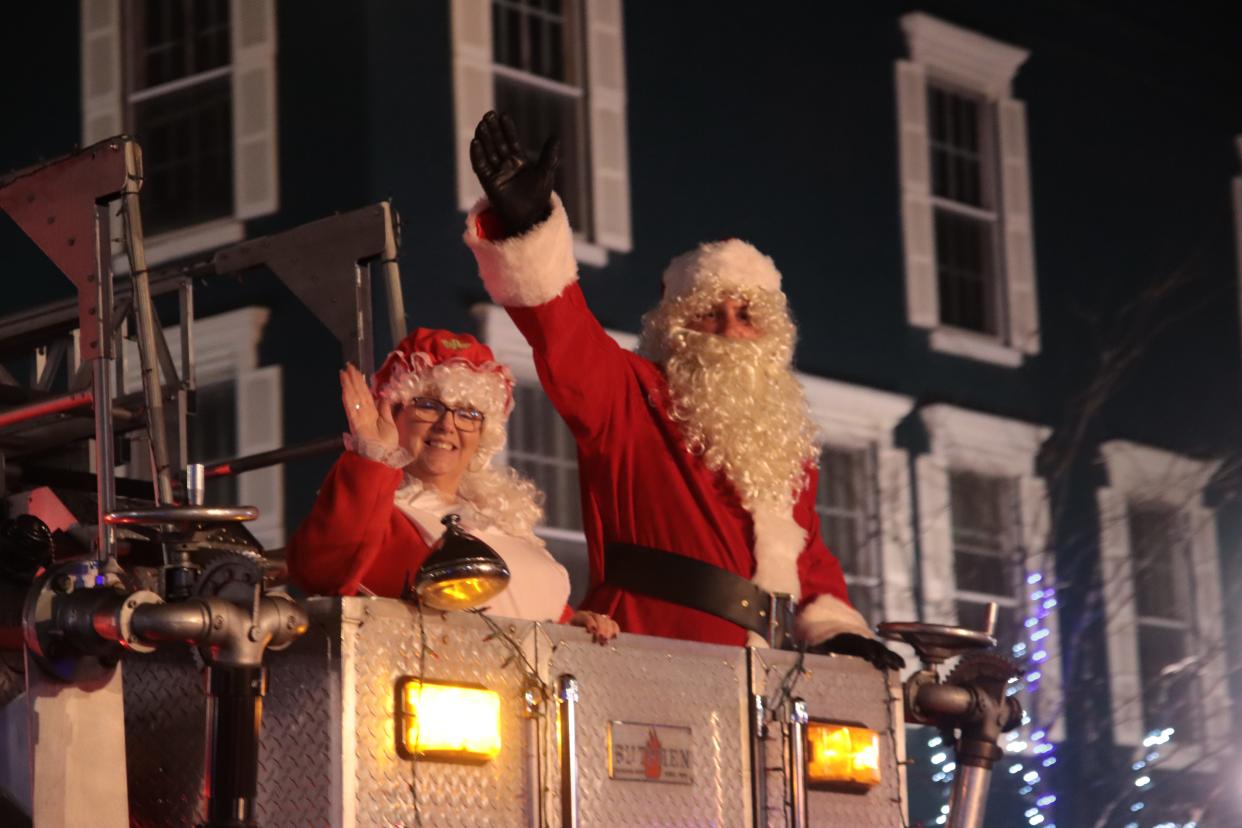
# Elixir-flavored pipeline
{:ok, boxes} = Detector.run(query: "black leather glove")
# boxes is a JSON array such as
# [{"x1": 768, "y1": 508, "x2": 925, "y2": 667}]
[
  {"x1": 469, "y1": 110, "x2": 560, "y2": 238},
  {"x1": 818, "y1": 633, "x2": 906, "y2": 672}
]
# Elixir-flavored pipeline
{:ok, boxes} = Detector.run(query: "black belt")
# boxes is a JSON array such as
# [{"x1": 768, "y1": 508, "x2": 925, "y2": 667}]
[{"x1": 603, "y1": 542, "x2": 775, "y2": 638}]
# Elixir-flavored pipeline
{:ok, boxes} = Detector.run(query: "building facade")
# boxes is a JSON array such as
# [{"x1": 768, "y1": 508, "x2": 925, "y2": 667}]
[{"x1": 3, "y1": 1, "x2": 1242, "y2": 824}]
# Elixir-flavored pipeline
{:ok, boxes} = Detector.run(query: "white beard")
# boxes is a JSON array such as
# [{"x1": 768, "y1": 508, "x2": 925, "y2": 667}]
[{"x1": 663, "y1": 330, "x2": 819, "y2": 512}]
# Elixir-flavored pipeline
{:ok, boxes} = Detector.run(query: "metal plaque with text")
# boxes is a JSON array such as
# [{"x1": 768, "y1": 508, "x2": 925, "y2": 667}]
[{"x1": 606, "y1": 721, "x2": 693, "y2": 785}]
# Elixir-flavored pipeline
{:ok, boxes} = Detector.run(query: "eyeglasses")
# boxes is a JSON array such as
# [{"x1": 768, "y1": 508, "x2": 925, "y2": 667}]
[{"x1": 407, "y1": 397, "x2": 486, "y2": 432}]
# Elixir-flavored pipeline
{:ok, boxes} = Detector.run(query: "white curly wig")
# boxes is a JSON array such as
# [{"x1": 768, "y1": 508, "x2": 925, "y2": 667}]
[
  {"x1": 375, "y1": 355, "x2": 545, "y2": 539},
  {"x1": 637, "y1": 248, "x2": 819, "y2": 512}
]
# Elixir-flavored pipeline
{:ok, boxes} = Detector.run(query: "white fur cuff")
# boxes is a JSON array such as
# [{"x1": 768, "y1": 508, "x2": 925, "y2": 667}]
[
  {"x1": 343, "y1": 433, "x2": 414, "y2": 469},
  {"x1": 749, "y1": 505, "x2": 805, "y2": 601},
  {"x1": 463, "y1": 193, "x2": 579, "y2": 308},
  {"x1": 795, "y1": 593, "x2": 872, "y2": 645}
]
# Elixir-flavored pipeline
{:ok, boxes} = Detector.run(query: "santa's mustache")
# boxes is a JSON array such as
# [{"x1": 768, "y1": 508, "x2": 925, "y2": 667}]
[{"x1": 663, "y1": 330, "x2": 818, "y2": 509}]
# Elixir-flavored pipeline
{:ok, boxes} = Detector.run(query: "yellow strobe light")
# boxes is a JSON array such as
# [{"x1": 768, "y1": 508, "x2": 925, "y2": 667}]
[
  {"x1": 397, "y1": 678, "x2": 501, "y2": 762},
  {"x1": 805, "y1": 721, "x2": 881, "y2": 788}
]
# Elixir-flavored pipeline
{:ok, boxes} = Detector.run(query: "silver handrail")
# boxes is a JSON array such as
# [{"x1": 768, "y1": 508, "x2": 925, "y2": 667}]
[
  {"x1": 787, "y1": 698, "x2": 809, "y2": 828},
  {"x1": 556, "y1": 674, "x2": 580, "y2": 828},
  {"x1": 746, "y1": 647, "x2": 769, "y2": 828}
]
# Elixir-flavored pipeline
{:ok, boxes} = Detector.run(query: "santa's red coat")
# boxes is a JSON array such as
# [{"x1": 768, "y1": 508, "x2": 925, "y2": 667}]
[{"x1": 465, "y1": 197, "x2": 868, "y2": 647}]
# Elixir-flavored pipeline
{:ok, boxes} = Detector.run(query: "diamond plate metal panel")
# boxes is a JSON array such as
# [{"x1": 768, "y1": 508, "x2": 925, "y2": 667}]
[
  {"x1": 346, "y1": 598, "x2": 540, "y2": 827},
  {"x1": 758, "y1": 650, "x2": 905, "y2": 828},
  {"x1": 124, "y1": 600, "x2": 340, "y2": 828},
  {"x1": 254, "y1": 609, "x2": 339, "y2": 826},
  {"x1": 117, "y1": 597, "x2": 908, "y2": 827},
  {"x1": 123, "y1": 650, "x2": 208, "y2": 826},
  {"x1": 544, "y1": 631, "x2": 751, "y2": 828}
]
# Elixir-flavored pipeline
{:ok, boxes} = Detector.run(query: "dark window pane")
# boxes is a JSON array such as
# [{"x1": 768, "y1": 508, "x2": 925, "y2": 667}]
[
  {"x1": 950, "y1": 472, "x2": 1008, "y2": 542},
  {"x1": 1128, "y1": 504, "x2": 1191, "y2": 623},
  {"x1": 188, "y1": 380, "x2": 237, "y2": 505},
  {"x1": 192, "y1": 0, "x2": 230, "y2": 74},
  {"x1": 954, "y1": 550, "x2": 1013, "y2": 597},
  {"x1": 816, "y1": 447, "x2": 872, "y2": 579},
  {"x1": 935, "y1": 208, "x2": 998, "y2": 334},
  {"x1": 133, "y1": 0, "x2": 230, "y2": 90},
  {"x1": 508, "y1": 384, "x2": 582, "y2": 532},
  {"x1": 494, "y1": 73, "x2": 589, "y2": 231},
  {"x1": 927, "y1": 84, "x2": 985, "y2": 207},
  {"x1": 950, "y1": 472, "x2": 1018, "y2": 600},
  {"x1": 492, "y1": 0, "x2": 569, "y2": 81},
  {"x1": 527, "y1": 12, "x2": 545, "y2": 76},
  {"x1": 132, "y1": 76, "x2": 234, "y2": 235},
  {"x1": 816, "y1": 446, "x2": 881, "y2": 624},
  {"x1": 1138, "y1": 624, "x2": 1201, "y2": 742}
]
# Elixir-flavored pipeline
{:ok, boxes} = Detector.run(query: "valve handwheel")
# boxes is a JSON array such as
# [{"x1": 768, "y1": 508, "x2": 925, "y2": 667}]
[
  {"x1": 105, "y1": 505, "x2": 259, "y2": 527},
  {"x1": 877, "y1": 621, "x2": 997, "y2": 667}
]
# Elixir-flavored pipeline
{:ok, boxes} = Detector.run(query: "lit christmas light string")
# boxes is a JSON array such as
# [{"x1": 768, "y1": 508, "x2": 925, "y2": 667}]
[
  {"x1": 922, "y1": 568, "x2": 1059, "y2": 827},
  {"x1": 1123, "y1": 726, "x2": 1196, "y2": 828},
  {"x1": 1001, "y1": 569, "x2": 1059, "y2": 828}
]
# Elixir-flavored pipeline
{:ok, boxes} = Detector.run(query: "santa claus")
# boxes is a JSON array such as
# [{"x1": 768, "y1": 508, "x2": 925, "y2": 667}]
[{"x1": 463, "y1": 112, "x2": 900, "y2": 666}]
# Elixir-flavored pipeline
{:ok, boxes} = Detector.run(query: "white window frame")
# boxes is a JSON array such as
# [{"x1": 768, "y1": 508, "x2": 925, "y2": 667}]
[
  {"x1": 1097, "y1": 440, "x2": 1230, "y2": 769},
  {"x1": 915, "y1": 404, "x2": 1062, "y2": 738},
  {"x1": 801, "y1": 378, "x2": 915, "y2": 635},
  {"x1": 80, "y1": 0, "x2": 279, "y2": 266},
  {"x1": 451, "y1": 0, "x2": 631, "y2": 264},
  {"x1": 896, "y1": 13, "x2": 1039, "y2": 365},
  {"x1": 120, "y1": 307, "x2": 284, "y2": 549}
]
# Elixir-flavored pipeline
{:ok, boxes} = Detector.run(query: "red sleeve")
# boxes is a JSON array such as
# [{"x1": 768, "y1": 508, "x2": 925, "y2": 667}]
[
  {"x1": 285, "y1": 451, "x2": 431, "y2": 597},
  {"x1": 793, "y1": 466, "x2": 855, "y2": 610},
  {"x1": 558, "y1": 604, "x2": 574, "y2": 624},
  {"x1": 506, "y1": 284, "x2": 633, "y2": 446}
]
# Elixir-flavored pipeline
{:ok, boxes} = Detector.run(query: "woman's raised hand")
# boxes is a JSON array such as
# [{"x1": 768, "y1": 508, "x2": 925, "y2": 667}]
[{"x1": 340, "y1": 364, "x2": 398, "y2": 449}]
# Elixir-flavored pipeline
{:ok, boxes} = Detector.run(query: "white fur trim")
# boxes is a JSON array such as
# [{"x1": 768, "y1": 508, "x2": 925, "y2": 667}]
[
  {"x1": 795, "y1": 593, "x2": 872, "y2": 645},
  {"x1": 662, "y1": 239, "x2": 782, "y2": 301},
  {"x1": 343, "y1": 433, "x2": 414, "y2": 469},
  {"x1": 463, "y1": 193, "x2": 579, "y2": 308},
  {"x1": 749, "y1": 505, "x2": 805, "y2": 601}
]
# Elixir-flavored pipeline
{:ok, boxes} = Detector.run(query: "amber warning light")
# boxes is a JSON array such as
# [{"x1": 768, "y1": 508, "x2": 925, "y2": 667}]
[
  {"x1": 805, "y1": 721, "x2": 882, "y2": 788},
  {"x1": 397, "y1": 678, "x2": 502, "y2": 763}
]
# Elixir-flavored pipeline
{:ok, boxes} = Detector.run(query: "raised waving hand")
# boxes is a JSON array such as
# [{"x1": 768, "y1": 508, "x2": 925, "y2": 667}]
[
  {"x1": 469, "y1": 110, "x2": 560, "y2": 238},
  {"x1": 340, "y1": 363, "x2": 398, "y2": 449}
]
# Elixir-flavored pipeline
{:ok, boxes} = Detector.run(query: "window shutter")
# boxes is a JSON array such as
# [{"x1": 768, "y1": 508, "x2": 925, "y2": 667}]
[
  {"x1": 914, "y1": 455, "x2": 954, "y2": 625},
  {"x1": 1097, "y1": 488, "x2": 1142, "y2": 746},
  {"x1": 1019, "y1": 476, "x2": 1064, "y2": 738},
  {"x1": 997, "y1": 99, "x2": 1039, "y2": 353},
  {"x1": 1186, "y1": 504, "x2": 1230, "y2": 751},
  {"x1": 81, "y1": 0, "x2": 123, "y2": 144},
  {"x1": 877, "y1": 447, "x2": 916, "y2": 623},
  {"x1": 230, "y1": 0, "x2": 278, "y2": 220},
  {"x1": 584, "y1": 0, "x2": 631, "y2": 252},
  {"x1": 451, "y1": 0, "x2": 495, "y2": 211},
  {"x1": 895, "y1": 61, "x2": 937, "y2": 328},
  {"x1": 236, "y1": 365, "x2": 284, "y2": 549}
]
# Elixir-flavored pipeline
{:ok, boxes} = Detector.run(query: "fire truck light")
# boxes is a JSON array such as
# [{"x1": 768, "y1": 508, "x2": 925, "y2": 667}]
[
  {"x1": 398, "y1": 679, "x2": 501, "y2": 762},
  {"x1": 805, "y1": 721, "x2": 882, "y2": 788}
]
